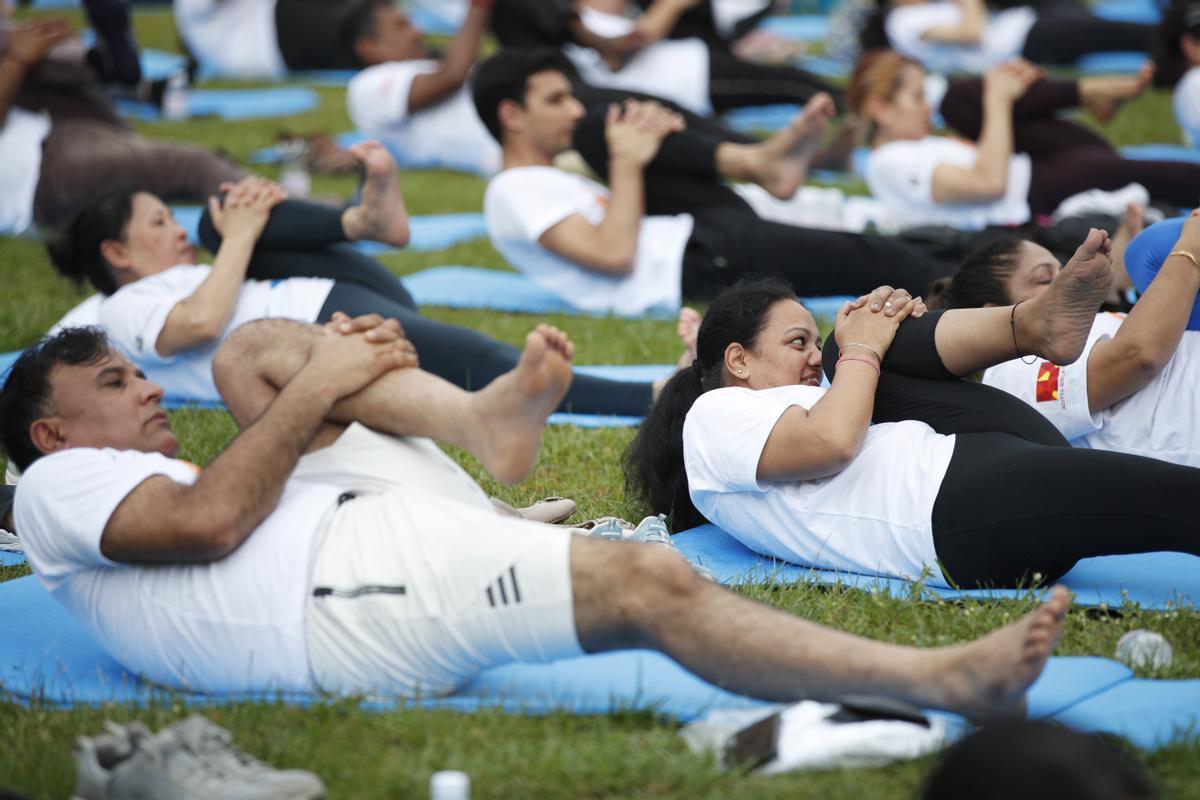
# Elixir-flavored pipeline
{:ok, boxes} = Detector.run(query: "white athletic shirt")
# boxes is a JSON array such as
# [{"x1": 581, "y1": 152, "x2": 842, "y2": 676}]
[
  {"x1": 1174, "y1": 67, "x2": 1200, "y2": 149},
  {"x1": 174, "y1": 0, "x2": 286, "y2": 79},
  {"x1": 982, "y1": 312, "x2": 1200, "y2": 466},
  {"x1": 885, "y1": 3, "x2": 1037, "y2": 74},
  {"x1": 99, "y1": 265, "x2": 333, "y2": 402},
  {"x1": 0, "y1": 107, "x2": 51, "y2": 234},
  {"x1": 15, "y1": 448, "x2": 344, "y2": 692},
  {"x1": 564, "y1": 8, "x2": 712, "y2": 115},
  {"x1": 711, "y1": 0, "x2": 773, "y2": 38},
  {"x1": 484, "y1": 166, "x2": 691, "y2": 314},
  {"x1": 347, "y1": 61, "x2": 500, "y2": 176},
  {"x1": 683, "y1": 385, "x2": 954, "y2": 584},
  {"x1": 865, "y1": 136, "x2": 1033, "y2": 230}
]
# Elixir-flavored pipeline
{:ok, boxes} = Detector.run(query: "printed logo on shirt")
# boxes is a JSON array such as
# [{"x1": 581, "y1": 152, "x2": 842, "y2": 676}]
[{"x1": 1035, "y1": 361, "x2": 1060, "y2": 403}]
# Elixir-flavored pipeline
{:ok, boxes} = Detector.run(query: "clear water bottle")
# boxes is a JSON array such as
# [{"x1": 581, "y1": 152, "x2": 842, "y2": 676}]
[
  {"x1": 1115, "y1": 629, "x2": 1173, "y2": 670},
  {"x1": 430, "y1": 770, "x2": 470, "y2": 800},
  {"x1": 277, "y1": 138, "x2": 311, "y2": 199},
  {"x1": 162, "y1": 69, "x2": 190, "y2": 121}
]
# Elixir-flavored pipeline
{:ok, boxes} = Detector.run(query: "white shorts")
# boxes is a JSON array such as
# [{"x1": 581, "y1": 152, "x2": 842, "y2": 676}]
[{"x1": 303, "y1": 471, "x2": 582, "y2": 698}]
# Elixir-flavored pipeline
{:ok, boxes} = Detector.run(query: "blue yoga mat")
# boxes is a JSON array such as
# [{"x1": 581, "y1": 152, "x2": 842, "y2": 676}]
[
  {"x1": 116, "y1": 88, "x2": 319, "y2": 122},
  {"x1": 403, "y1": 266, "x2": 855, "y2": 319},
  {"x1": 759, "y1": 15, "x2": 830, "y2": 42},
  {"x1": 1076, "y1": 52, "x2": 1151, "y2": 75},
  {"x1": 408, "y1": 6, "x2": 460, "y2": 37},
  {"x1": 0, "y1": 552, "x2": 27, "y2": 568},
  {"x1": 1119, "y1": 144, "x2": 1200, "y2": 163},
  {"x1": 1055, "y1": 679, "x2": 1200, "y2": 750},
  {"x1": 674, "y1": 524, "x2": 1200, "y2": 611},
  {"x1": 1092, "y1": 0, "x2": 1162, "y2": 24}
]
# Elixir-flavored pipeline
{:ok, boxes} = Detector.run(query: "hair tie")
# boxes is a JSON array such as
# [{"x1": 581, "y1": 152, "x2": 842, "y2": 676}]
[{"x1": 691, "y1": 358, "x2": 703, "y2": 382}]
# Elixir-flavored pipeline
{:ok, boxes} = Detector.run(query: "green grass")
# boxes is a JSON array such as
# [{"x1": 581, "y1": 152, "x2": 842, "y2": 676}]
[{"x1": 1, "y1": 6, "x2": 1199, "y2": 799}]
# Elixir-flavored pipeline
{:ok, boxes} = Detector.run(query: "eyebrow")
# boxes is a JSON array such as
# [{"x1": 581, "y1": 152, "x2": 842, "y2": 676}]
[{"x1": 784, "y1": 326, "x2": 813, "y2": 338}]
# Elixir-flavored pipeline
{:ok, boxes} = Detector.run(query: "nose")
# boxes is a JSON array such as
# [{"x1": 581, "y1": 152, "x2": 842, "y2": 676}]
[
  {"x1": 810, "y1": 346, "x2": 823, "y2": 368},
  {"x1": 139, "y1": 376, "x2": 165, "y2": 405},
  {"x1": 568, "y1": 97, "x2": 585, "y2": 121}
]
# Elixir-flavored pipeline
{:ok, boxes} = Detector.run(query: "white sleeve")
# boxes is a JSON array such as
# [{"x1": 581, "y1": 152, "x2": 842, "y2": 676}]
[
  {"x1": 885, "y1": 5, "x2": 945, "y2": 57},
  {"x1": 14, "y1": 450, "x2": 186, "y2": 580},
  {"x1": 865, "y1": 143, "x2": 944, "y2": 209},
  {"x1": 683, "y1": 388, "x2": 796, "y2": 495},
  {"x1": 981, "y1": 352, "x2": 1103, "y2": 441},
  {"x1": 347, "y1": 62, "x2": 426, "y2": 131},
  {"x1": 99, "y1": 281, "x2": 183, "y2": 364},
  {"x1": 1174, "y1": 71, "x2": 1200, "y2": 148},
  {"x1": 488, "y1": 171, "x2": 601, "y2": 243}
]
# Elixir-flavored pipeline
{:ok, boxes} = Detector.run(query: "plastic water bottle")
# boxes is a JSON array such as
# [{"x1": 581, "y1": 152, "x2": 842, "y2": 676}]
[
  {"x1": 162, "y1": 70, "x2": 190, "y2": 121},
  {"x1": 277, "y1": 138, "x2": 311, "y2": 199},
  {"x1": 1115, "y1": 630, "x2": 1173, "y2": 670},
  {"x1": 430, "y1": 770, "x2": 470, "y2": 800}
]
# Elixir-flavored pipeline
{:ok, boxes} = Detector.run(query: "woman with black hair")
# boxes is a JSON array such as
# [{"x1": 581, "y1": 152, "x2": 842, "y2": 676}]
[{"x1": 624, "y1": 229, "x2": 1200, "y2": 588}]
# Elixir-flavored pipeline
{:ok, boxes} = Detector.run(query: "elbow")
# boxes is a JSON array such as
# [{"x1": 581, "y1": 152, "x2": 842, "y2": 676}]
[
  {"x1": 976, "y1": 177, "x2": 1008, "y2": 201},
  {"x1": 192, "y1": 518, "x2": 243, "y2": 560},
  {"x1": 1126, "y1": 343, "x2": 1168, "y2": 382}
]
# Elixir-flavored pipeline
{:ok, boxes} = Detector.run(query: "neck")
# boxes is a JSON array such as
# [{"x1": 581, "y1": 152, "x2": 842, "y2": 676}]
[{"x1": 501, "y1": 138, "x2": 556, "y2": 170}]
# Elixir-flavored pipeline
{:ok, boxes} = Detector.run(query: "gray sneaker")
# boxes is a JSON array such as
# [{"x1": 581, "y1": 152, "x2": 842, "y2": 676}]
[{"x1": 629, "y1": 514, "x2": 718, "y2": 582}]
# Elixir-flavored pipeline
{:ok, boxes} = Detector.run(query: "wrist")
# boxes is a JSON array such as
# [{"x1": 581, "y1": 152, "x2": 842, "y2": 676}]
[
  {"x1": 3, "y1": 51, "x2": 36, "y2": 72},
  {"x1": 1168, "y1": 249, "x2": 1200, "y2": 274}
]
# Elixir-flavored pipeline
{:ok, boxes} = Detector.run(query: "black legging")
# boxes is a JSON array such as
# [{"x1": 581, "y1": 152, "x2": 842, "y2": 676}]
[
  {"x1": 939, "y1": 77, "x2": 1200, "y2": 216},
  {"x1": 197, "y1": 199, "x2": 653, "y2": 417},
  {"x1": 1021, "y1": 9, "x2": 1155, "y2": 65},
  {"x1": 822, "y1": 312, "x2": 1200, "y2": 587},
  {"x1": 706, "y1": 46, "x2": 843, "y2": 112},
  {"x1": 571, "y1": 106, "x2": 949, "y2": 299}
]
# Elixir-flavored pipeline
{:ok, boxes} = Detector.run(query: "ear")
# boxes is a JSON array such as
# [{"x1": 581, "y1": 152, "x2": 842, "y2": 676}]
[
  {"x1": 29, "y1": 417, "x2": 69, "y2": 458},
  {"x1": 1182, "y1": 33, "x2": 1200, "y2": 65},
  {"x1": 723, "y1": 342, "x2": 749, "y2": 382},
  {"x1": 862, "y1": 93, "x2": 889, "y2": 125},
  {"x1": 497, "y1": 98, "x2": 524, "y2": 136},
  {"x1": 99, "y1": 238, "x2": 132, "y2": 271}
]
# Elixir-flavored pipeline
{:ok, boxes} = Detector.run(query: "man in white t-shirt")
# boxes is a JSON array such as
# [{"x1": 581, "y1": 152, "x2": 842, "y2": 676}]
[
  {"x1": 474, "y1": 49, "x2": 946, "y2": 315},
  {"x1": 0, "y1": 318, "x2": 1069, "y2": 716}
]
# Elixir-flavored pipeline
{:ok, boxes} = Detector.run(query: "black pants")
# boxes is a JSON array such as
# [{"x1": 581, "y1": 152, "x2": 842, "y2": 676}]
[
  {"x1": 198, "y1": 200, "x2": 654, "y2": 417},
  {"x1": 823, "y1": 312, "x2": 1200, "y2": 588},
  {"x1": 571, "y1": 107, "x2": 948, "y2": 299},
  {"x1": 274, "y1": 0, "x2": 363, "y2": 70},
  {"x1": 940, "y1": 78, "x2": 1200, "y2": 215},
  {"x1": 706, "y1": 46, "x2": 842, "y2": 112},
  {"x1": 1021, "y1": 9, "x2": 1155, "y2": 65}
]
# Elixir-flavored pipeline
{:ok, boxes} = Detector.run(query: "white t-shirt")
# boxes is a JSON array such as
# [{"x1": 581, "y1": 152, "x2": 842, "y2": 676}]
[
  {"x1": 99, "y1": 265, "x2": 333, "y2": 402},
  {"x1": 174, "y1": 0, "x2": 286, "y2": 79},
  {"x1": 15, "y1": 448, "x2": 344, "y2": 692},
  {"x1": 0, "y1": 107, "x2": 51, "y2": 234},
  {"x1": 565, "y1": 8, "x2": 712, "y2": 115},
  {"x1": 683, "y1": 385, "x2": 954, "y2": 584},
  {"x1": 865, "y1": 136, "x2": 1032, "y2": 230},
  {"x1": 885, "y1": 3, "x2": 1037, "y2": 74},
  {"x1": 484, "y1": 166, "x2": 691, "y2": 314},
  {"x1": 348, "y1": 61, "x2": 500, "y2": 176},
  {"x1": 711, "y1": 0, "x2": 773, "y2": 39},
  {"x1": 1174, "y1": 67, "x2": 1200, "y2": 149},
  {"x1": 982, "y1": 312, "x2": 1200, "y2": 466}
]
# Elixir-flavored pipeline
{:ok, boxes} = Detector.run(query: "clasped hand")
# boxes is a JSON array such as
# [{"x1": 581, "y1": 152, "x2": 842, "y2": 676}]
[{"x1": 834, "y1": 285, "x2": 926, "y2": 360}]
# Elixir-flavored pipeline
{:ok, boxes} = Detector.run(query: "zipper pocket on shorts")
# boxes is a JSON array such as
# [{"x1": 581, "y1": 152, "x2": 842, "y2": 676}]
[{"x1": 312, "y1": 584, "x2": 407, "y2": 599}]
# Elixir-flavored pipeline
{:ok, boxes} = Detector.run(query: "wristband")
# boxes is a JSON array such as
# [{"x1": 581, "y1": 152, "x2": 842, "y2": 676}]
[
  {"x1": 836, "y1": 354, "x2": 880, "y2": 377},
  {"x1": 839, "y1": 342, "x2": 882, "y2": 362},
  {"x1": 1168, "y1": 249, "x2": 1200, "y2": 272}
]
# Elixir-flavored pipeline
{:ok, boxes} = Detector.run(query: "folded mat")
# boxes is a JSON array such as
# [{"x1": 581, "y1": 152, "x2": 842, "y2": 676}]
[
  {"x1": 0, "y1": 576, "x2": 1194, "y2": 748},
  {"x1": 675, "y1": 524, "x2": 1200, "y2": 611},
  {"x1": 115, "y1": 88, "x2": 319, "y2": 122},
  {"x1": 404, "y1": 266, "x2": 856, "y2": 320},
  {"x1": 168, "y1": 207, "x2": 486, "y2": 253}
]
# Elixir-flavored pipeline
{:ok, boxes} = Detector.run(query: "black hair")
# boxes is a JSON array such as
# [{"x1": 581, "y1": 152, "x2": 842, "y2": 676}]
[
  {"x1": 471, "y1": 48, "x2": 574, "y2": 143},
  {"x1": 858, "y1": 1, "x2": 890, "y2": 53},
  {"x1": 921, "y1": 720, "x2": 1155, "y2": 800},
  {"x1": 1153, "y1": 0, "x2": 1200, "y2": 87},
  {"x1": 45, "y1": 189, "x2": 138, "y2": 297},
  {"x1": 933, "y1": 237, "x2": 1027, "y2": 310},
  {"x1": 623, "y1": 277, "x2": 798, "y2": 530},
  {"x1": 340, "y1": 0, "x2": 392, "y2": 69},
  {"x1": 0, "y1": 327, "x2": 113, "y2": 472}
]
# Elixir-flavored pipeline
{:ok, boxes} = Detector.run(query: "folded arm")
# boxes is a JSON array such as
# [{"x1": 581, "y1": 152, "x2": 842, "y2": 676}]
[{"x1": 406, "y1": 1, "x2": 492, "y2": 112}]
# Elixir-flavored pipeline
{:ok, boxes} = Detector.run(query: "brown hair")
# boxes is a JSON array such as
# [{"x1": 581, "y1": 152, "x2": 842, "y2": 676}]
[{"x1": 847, "y1": 48, "x2": 920, "y2": 115}]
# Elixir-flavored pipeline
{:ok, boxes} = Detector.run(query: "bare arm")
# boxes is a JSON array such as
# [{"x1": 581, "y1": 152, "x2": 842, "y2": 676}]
[
  {"x1": 0, "y1": 20, "x2": 72, "y2": 125},
  {"x1": 1086, "y1": 212, "x2": 1200, "y2": 412},
  {"x1": 634, "y1": 0, "x2": 704, "y2": 43},
  {"x1": 101, "y1": 324, "x2": 416, "y2": 563},
  {"x1": 537, "y1": 100, "x2": 683, "y2": 274},
  {"x1": 406, "y1": 1, "x2": 492, "y2": 113},
  {"x1": 154, "y1": 178, "x2": 286, "y2": 357},
  {"x1": 920, "y1": 0, "x2": 987, "y2": 44}
]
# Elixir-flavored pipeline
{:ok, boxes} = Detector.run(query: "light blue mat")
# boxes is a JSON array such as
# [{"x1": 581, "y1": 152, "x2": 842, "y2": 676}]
[
  {"x1": 674, "y1": 524, "x2": 1200, "y2": 611},
  {"x1": 116, "y1": 88, "x2": 319, "y2": 122},
  {"x1": 1092, "y1": 0, "x2": 1162, "y2": 24},
  {"x1": 759, "y1": 15, "x2": 830, "y2": 41},
  {"x1": 1119, "y1": 144, "x2": 1200, "y2": 163},
  {"x1": 403, "y1": 266, "x2": 855, "y2": 319},
  {"x1": 0, "y1": 552, "x2": 26, "y2": 567},
  {"x1": 1076, "y1": 52, "x2": 1151, "y2": 75},
  {"x1": 0, "y1": 576, "x2": 1195, "y2": 748}
]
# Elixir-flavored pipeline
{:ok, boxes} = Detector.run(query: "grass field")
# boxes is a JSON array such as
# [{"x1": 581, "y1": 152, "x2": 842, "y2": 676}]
[{"x1": 1, "y1": 6, "x2": 1198, "y2": 798}]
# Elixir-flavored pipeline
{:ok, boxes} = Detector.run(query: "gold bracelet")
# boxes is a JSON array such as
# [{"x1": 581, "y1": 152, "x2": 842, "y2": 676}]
[{"x1": 1168, "y1": 250, "x2": 1200, "y2": 272}]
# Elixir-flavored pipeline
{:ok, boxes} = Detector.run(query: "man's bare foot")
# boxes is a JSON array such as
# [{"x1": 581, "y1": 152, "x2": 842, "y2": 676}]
[
  {"x1": 472, "y1": 325, "x2": 574, "y2": 484},
  {"x1": 1079, "y1": 63, "x2": 1153, "y2": 124},
  {"x1": 675, "y1": 306, "x2": 702, "y2": 370},
  {"x1": 1019, "y1": 228, "x2": 1114, "y2": 364},
  {"x1": 340, "y1": 140, "x2": 410, "y2": 247},
  {"x1": 934, "y1": 586, "x2": 1071, "y2": 720},
  {"x1": 751, "y1": 93, "x2": 836, "y2": 200}
]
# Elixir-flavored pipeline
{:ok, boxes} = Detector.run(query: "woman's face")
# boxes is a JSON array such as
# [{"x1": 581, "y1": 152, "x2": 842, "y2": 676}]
[
  {"x1": 113, "y1": 193, "x2": 197, "y2": 277},
  {"x1": 1003, "y1": 241, "x2": 1061, "y2": 305},
  {"x1": 871, "y1": 63, "x2": 932, "y2": 142},
  {"x1": 735, "y1": 299, "x2": 825, "y2": 390}
]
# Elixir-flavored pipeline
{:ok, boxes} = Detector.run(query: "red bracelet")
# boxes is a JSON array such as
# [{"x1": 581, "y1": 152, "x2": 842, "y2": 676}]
[{"x1": 836, "y1": 354, "x2": 880, "y2": 377}]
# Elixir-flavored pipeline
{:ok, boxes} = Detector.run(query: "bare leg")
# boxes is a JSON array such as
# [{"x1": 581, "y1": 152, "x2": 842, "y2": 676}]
[
  {"x1": 714, "y1": 92, "x2": 835, "y2": 200},
  {"x1": 935, "y1": 228, "x2": 1115, "y2": 374},
  {"x1": 571, "y1": 537, "x2": 1071, "y2": 719},
  {"x1": 213, "y1": 319, "x2": 572, "y2": 484}
]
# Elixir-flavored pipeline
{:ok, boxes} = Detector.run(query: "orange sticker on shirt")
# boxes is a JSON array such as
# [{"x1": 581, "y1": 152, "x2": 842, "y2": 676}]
[{"x1": 1035, "y1": 361, "x2": 1060, "y2": 403}]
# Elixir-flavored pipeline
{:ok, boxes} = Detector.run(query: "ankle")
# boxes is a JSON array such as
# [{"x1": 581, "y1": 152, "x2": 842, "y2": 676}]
[{"x1": 1009, "y1": 301, "x2": 1039, "y2": 364}]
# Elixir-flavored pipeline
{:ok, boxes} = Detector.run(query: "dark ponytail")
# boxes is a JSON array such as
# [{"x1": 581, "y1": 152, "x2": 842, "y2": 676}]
[
  {"x1": 623, "y1": 276, "x2": 798, "y2": 531},
  {"x1": 45, "y1": 189, "x2": 138, "y2": 296},
  {"x1": 937, "y1": 237, "x2": 1026, "y2": 309}
]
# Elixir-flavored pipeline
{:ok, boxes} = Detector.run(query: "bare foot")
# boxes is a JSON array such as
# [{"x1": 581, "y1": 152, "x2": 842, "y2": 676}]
[
  {"x1": 751, "y1": 93, "x2": 835, "y2": 200},
  {"x1": 935, "y1": 586, "x2": 1071, "y2": 720},
  {"x1": 1079, "y1": 63, "x2": 1153, "y2": 124},
  {"x1": 1019, "y1": 228, "x2": 1114, "y2": 364},
  {"x1": 341, "y1": 140, "x2": 410, "y2": 247},
  {"x1": 675, "y1": 306, "x2": 702, "y2": 370},
  {"x1": 472, "y1": 325, "x2": 573, "y2": 484}
]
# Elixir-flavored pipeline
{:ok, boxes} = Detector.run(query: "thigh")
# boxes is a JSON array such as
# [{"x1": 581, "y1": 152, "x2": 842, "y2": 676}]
[{"x1": 1028, "y1": 153, "x2": 1200, "y2": 217}]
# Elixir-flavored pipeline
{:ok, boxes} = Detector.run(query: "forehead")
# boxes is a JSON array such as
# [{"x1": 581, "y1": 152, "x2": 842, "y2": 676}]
[
  {"x1": 47, "y1": 349, "x2": 127, "y2": 404},
  {"x1": 764, "y1": 298, "x2": 816, "y2": 331},
  {"x1": 374, "y1": 4, "x2": 409, "y2": 27},
  {"x1": 1014, "y1": 241, "x2": 1060, "y2": 271},
  {"x1": 897, "y1": 63, "x2": 925, "y2": 92},
  {"x1": 129, "y1": 192, "x2": 168, "y2": 220},
  {"x1": 525, "y1": 69, "x2": 572, "y2": 100}
]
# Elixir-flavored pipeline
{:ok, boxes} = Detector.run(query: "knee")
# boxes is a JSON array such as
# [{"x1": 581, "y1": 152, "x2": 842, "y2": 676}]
[
  {"x1": 621, "y1": 544, "x2": 706, "y2": 613},
  {"x1": 212, "y1": 319, "x2": 312, "y2": 393}
]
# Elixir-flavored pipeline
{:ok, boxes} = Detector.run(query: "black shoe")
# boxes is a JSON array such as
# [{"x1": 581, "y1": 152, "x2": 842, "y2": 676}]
[{"x1": 82, "y1": 0, "x2": 141, "y2": 86}]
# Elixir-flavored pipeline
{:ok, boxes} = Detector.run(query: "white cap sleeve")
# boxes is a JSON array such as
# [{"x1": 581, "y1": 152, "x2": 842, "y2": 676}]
[{"x1": 684, "y1": 387, "x2": 798, "y2": 495}]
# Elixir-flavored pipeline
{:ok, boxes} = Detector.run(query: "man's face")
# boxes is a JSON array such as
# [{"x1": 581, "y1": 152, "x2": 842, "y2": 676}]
[
  {"x1": 516, "y1": 70, "x2": 586, "y2": 157},
  {"x1": 38, "y1": 351, "x2": 178, "y2": 458},
  {"x1": 358, "y1": 5, "x2": 426, "y2": 64}
]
